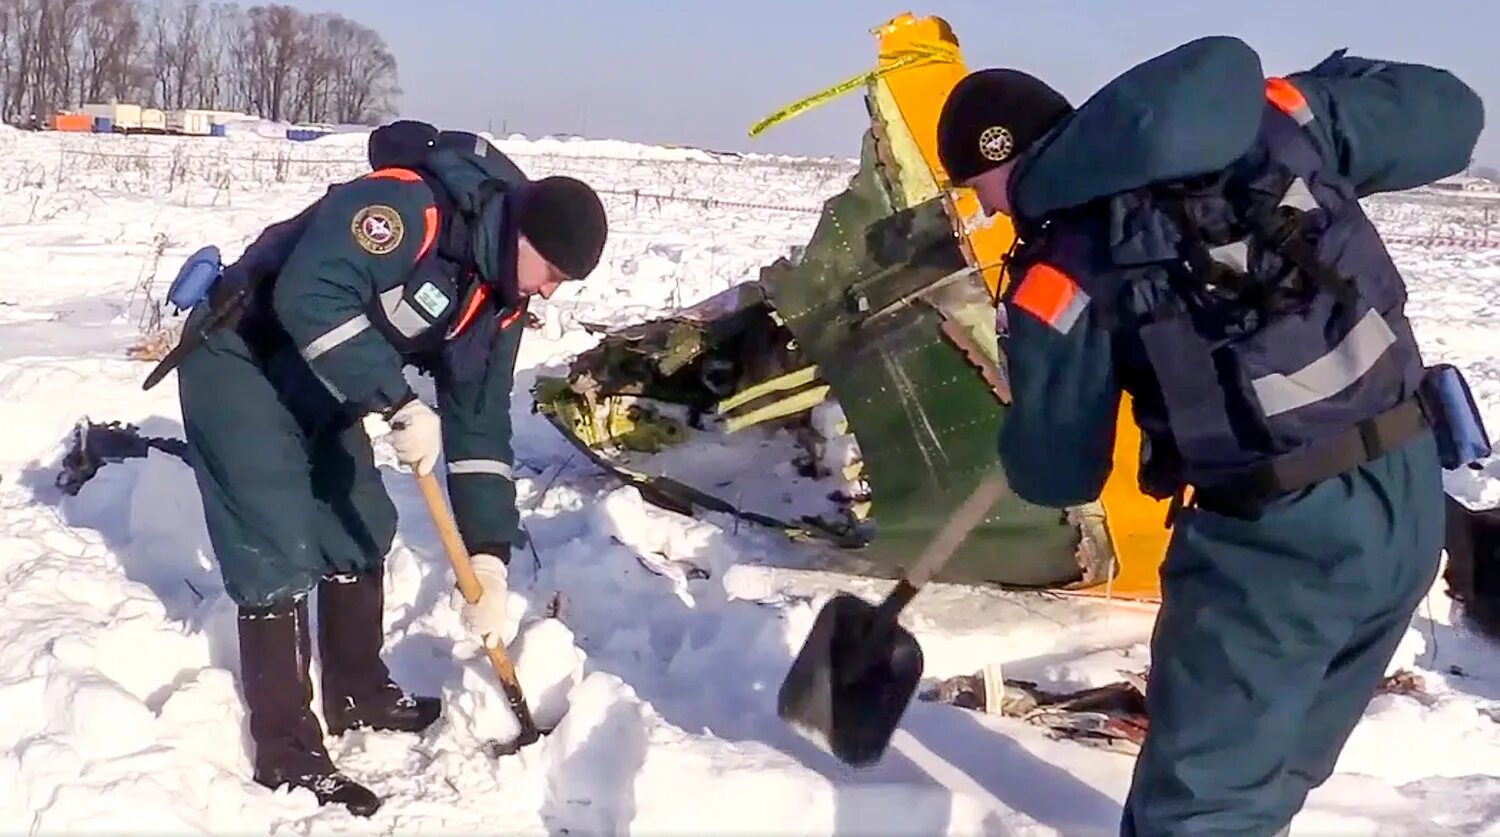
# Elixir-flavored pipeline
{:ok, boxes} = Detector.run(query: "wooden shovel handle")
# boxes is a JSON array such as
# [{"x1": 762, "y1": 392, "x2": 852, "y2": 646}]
[
  {"x1": 415, "y1": 470, "x2": 541, "y2": 743},
  {"x1": 907, "y1": 470, "x2": 1011, "y2": 589},
  {"x1": 416, "y1": 471, "x2": 488, "y2": 605},
  {"x1": 867, "y1": 470, "x2": 1012, "y2": 639}
]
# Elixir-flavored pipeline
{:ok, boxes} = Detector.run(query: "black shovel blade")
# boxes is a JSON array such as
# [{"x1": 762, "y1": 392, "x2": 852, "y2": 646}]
[
  {"x1": 483, "y1": 679, "x2": 551, "y2": 758},
  {"x1": 483, "y1": 725, "x2": 549, "y2": 759},
  {"x1": 777, "y1": 592, "x2": 924, "y2": 767}
]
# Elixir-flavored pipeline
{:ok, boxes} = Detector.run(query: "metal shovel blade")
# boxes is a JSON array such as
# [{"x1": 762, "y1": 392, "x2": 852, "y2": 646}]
[
  {"x1": 483, "y1": 725, "x2": 546, "y2": 759},
  {"x1": 777, "y1": 591, "x2": 924, "y2": 767}
]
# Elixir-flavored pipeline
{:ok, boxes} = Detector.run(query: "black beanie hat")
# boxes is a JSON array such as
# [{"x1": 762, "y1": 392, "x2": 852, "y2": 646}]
[
  {"x1": 367, "y1": 119, "x2": 437, "y2": 169},
  {"x1": 937, "y1": 69, "x2": 1073, "y2": 184},
  {"x1": 516, "y1": 176, "x2": 608, "y2": 280}
]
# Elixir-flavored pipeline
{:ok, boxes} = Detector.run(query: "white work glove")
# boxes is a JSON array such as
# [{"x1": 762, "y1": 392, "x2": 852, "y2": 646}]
[
  {"x1": 386, "y1": 398, "x2": 442, "y2": 475},
  {"x1": 456, "y1": 552, "x2": 510, "y2": 648}
]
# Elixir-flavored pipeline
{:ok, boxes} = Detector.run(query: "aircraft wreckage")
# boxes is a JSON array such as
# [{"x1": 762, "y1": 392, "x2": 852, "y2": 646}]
[
  {"x1": 528, "y1": 13, "x2": 1496, "y2": 617},
  {"x1": 53, "y1": 14, "x2": 1148, "y2": 603},
  {"x1": 46, "y1": 14, "x2": 1155, "y2": 601},
  {"x1": 59, "y1": 13, "x2": 1495, "y2": 623},
  {"x1": 529, "y1": 13, "x2": 1172, "y2": 599}
]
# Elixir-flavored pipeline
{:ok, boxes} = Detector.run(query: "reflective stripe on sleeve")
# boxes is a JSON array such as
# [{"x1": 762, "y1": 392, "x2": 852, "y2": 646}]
[{"x1": 448, "y1": 459, "x2": 514, "y2": 480}]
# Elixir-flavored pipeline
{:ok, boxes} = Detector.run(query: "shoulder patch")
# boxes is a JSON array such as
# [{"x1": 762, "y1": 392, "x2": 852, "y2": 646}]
[
  {"x1": 1011, "y1": 262, "x2": 1089, "y2": 334},
  {"x1": 1264, "y1": 77, "x2": 1313, "y2": 125},
  {"x1": 351, "y1": 204, "x2": 404, "y2": 255}
]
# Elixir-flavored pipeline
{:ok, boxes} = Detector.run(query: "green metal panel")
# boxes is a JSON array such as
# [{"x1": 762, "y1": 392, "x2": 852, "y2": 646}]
[
  {"x1": 756, "y1": 131, "x2": 1082, "y2": 587},
  {"x1": 531, "y1": 129, "x2": 1087, "y2": 590}
]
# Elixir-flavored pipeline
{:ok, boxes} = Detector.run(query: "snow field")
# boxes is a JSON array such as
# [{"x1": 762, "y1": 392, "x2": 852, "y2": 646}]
[{"x1": 0, "y1": 125, "x2": 1497, "y2": 833}]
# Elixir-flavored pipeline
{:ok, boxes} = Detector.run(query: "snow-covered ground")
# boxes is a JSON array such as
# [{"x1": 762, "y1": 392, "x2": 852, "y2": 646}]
[{"x1": 1, "y1": 125, "x2": 1498, "y2": 834}]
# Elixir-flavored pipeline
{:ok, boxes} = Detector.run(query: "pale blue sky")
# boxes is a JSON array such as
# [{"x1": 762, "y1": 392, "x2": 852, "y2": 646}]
[{"x1": 289, "y1": 0, "x2": 1495, "y2": 164}]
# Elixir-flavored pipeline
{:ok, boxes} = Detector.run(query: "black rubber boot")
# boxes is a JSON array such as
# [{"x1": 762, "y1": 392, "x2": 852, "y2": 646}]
[
  {"x1": 317, "y1": 569, "x2": 441, "y2": 737},
  {"x1": 238, "y1": 597, "x2": 382, "y2": 818}
]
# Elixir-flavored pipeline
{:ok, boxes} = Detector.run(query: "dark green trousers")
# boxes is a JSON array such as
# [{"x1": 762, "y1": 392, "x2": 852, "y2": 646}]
[
  {"x1": 178, "y1": 326, "x2": 397, "y2": 608},
  {"x1": 1122, "y1": 431, "x2": 1444, "y2": 836}
]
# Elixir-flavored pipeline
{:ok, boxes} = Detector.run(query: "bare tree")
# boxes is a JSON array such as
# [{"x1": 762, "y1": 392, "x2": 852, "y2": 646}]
[
  {"x1": 40, "y1": 0, "x2": 88, "y2": 112},
  {"x1": 286, "y1": 9, "x2": 328, "y2": 122},
  {"x1": 190, "y1": 0, "x2": 235, "y2": 109},
  {"x1": 79, "y1": 0, "x2": 141, "y2": 103},
  {"x1": 242, "y1": 3, "x2": 296, "y2": 121},
  {"x1": 4, "y1": 0, "x2": 397, "y2": 126},
  {"x1": 169, "y1": 0, "x2": 199, "y2": 106},
  {"x1": 328, "y1": 15, "x2": 397, "y2": 123},
  {"x1": 0, "y1": 0, "x2": 17, "y2": 120},
  {"x1": 147, "y1": 0, "x2": 200, "y2": 109},
  {"x1": 17, "y1": 0, "x2": 48, "y2": 117}
]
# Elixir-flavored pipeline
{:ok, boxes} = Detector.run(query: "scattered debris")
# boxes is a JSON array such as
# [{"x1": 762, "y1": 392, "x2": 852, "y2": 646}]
[
  {"x1": 126, "y1": 327, "x2": 177, "y2": 362},
  {"x1": 921, "y1": 668, "x2": 1150, "y2": 755},
  {"x1": 1442, "y1": 494, "x2": 1500, "y2": 641},
  {"x1": 922, "y1": 665, "x2": 1441, "y2": 755},
  {"x1": 544, "y1": 591, "x2": 566, "y2": 620},
  {"x1": 1379, "y1": 669, "x2": 1428, "y2": 697},
  {"x1": 56, "y1": 419, "x2": 187, "y2": 496}
]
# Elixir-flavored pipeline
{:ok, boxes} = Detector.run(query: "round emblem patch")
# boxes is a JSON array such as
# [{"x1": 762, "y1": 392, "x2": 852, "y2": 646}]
[
  {"x1": 351, "y1": 205, "x2": 404, "y2": 255},
  {"x1": 978, "y1": 125, "x2": 1014, "y2": 163}
]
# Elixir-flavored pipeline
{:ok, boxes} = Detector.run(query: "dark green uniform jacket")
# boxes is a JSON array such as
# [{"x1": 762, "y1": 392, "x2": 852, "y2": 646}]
[
  {"x1": 273, "y1": 158, "x2": 526, "y2": 556},
  {"x1": 987, "y1": 37, "x2": 1481, "y2": 836},
  {"x1": 998, "y1": 39, "x2": 1483, "y2": 505},
  {"x1": 181, "y1": 148, "x2": 527, "y2": 606}
]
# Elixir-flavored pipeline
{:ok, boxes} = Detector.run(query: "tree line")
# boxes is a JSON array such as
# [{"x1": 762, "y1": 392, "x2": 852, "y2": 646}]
[{"x1": 0, "y1": 0, "x2": 400, "y2": 126}]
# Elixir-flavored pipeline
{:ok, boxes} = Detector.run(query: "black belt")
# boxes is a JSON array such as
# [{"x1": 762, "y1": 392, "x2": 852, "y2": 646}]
[{"x1": 1191, "y1": 397, "x2": 1429, "y2": 519}]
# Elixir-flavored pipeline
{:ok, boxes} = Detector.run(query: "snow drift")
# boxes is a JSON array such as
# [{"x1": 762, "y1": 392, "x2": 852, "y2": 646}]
[{"x1": 0, "y1": 127, "x2": 1496, "y2": 834}]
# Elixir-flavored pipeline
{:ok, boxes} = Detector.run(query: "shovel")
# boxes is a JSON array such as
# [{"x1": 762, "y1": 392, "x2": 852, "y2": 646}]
[
  {"x1": 415, "y1": 471, "x2": 546, "y2": 757},
  {"x1": 776, "y1": 470, "x2": 1011, "y2": 767}
]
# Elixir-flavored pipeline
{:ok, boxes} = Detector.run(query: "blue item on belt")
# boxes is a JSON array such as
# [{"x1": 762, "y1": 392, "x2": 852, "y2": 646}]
[
  {"x1": 1419, "y1": 363, "x2": 1492, "y2": 470},
  {"x1": 167, "y1": 245, "x2": 223, "y2": 312}
]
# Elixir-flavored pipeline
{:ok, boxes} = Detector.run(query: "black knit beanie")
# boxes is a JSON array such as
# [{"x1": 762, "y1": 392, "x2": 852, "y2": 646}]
[
  {"x1": 937, "y1": 69, "x2": 1073, "y2": 184},
  {"x1": 516, "y1": 176, "x2": 608, "y2": 280},
  {"x1": 367, "y1": 119, "x2": 437, "y2": 169}
]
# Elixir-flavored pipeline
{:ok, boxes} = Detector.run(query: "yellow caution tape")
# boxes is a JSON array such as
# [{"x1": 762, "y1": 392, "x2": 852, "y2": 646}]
[{"x1": 748, "y1": 42, "x2": 960, "y2": 138}]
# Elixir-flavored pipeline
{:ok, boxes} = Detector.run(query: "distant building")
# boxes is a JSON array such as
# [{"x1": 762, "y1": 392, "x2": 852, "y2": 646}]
[{"x1": 1429, "y1": 175, "x2": 1497, "y2": 193}]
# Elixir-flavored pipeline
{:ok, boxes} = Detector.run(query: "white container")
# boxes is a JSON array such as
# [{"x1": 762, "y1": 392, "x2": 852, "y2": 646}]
[
  {"x1": 81, "y1": 102, "x2": 143, "y2": 129},
  {"x1": 171, "y1": 109, "x2": 216, "y2": 135},
  {"x1": 215, "y1": 117, "x2": 262, "y2": 138}
]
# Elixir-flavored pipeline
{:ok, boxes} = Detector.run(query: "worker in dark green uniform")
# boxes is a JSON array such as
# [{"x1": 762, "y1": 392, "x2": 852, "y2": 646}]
[
  {"x1": 173, "y1": 127, "x2": 607, "y2": 816},
  {"x1": 935, "y1": 39, "x2": 1482, "y2": 835}
]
